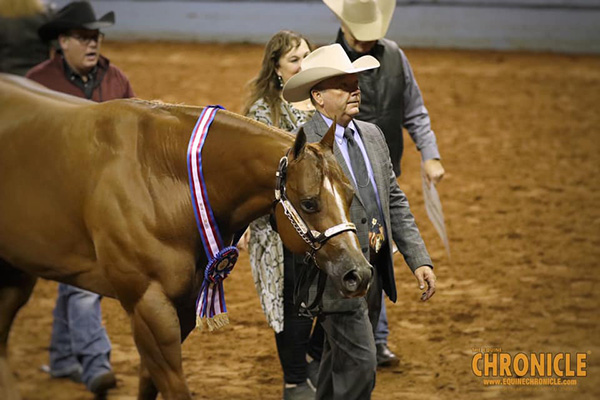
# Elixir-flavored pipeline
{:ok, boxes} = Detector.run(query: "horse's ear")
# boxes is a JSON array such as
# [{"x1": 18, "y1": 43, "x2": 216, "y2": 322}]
[
  {"x1": 320, "y1": 116, "x2": 336, "y2": 150},
  {"x1": 292, "y1": 127, "x2": 307, "y2": 159}
]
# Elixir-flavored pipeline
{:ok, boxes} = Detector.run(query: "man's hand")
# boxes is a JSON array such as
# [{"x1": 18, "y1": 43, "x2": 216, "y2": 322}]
[
  {"x1": 414, "y1": 266, "x2": 436, "y2": 301},
  {"x1": 423, "y1": 159, "x2": 445, "y2": 185}
]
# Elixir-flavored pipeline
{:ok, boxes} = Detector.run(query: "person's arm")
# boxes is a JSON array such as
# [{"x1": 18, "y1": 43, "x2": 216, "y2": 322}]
[
  {"x1": 400, "y1": 49, "x2": 445, "y2": 184},
  {"x1": 118, "y1": 68, "x2": 135, "y2": 98},
  {"x1": 382, "y1": 125, "x2": 436, "y2": 300},
  {"x1": 389, "y1": 166, "x2": 437, "y2": 301},
  {"x1": 388, "y1": 160, "x2": 432, "y2": 271},
  {"x1": 124, "y1": 79, "x2": 135, "y2": 98},
  {"x1": 111, "y1": 66, "x2": 135, "y2": 99}
]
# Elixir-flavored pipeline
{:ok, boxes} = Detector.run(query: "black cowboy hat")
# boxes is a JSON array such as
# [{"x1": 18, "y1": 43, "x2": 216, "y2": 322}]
[{"x1": 38, "y1": 1, "x2": 115, "y2": 41}]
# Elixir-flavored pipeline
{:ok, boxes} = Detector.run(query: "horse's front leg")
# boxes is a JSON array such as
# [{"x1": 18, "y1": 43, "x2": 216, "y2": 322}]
[
  {"x1": 0, "y1": 262, "x2": 37, "y2": 400},
  {"x1": 129, "y1": 281, "x2": 192, "y2": 400},
  {"x1": 137, "y1": 303, "x2": 197, "y2": 400}
]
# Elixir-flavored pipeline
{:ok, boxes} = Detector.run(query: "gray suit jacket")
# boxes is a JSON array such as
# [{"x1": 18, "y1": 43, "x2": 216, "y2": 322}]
[{"x1": 301, "y1": 113, "x2": 432, "y2": 312}]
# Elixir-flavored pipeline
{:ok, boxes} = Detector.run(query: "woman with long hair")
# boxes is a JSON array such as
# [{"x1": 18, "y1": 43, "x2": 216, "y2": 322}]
[
  {"x1": 243, "y1": 30, "x2": 321, "y2": 400},
  {"x1": 243, "y1": 30, "x2": 314, "y2": 129}
]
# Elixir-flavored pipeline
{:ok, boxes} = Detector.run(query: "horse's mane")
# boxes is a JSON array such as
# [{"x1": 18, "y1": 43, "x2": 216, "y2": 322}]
[
  {"x1": 128, "y1": 98, "x2": 295, "y2": 140},
  {"x1": 1, "y1": 73, "x2": 296, "y2": 149},
  {"x1": 237, "y1": 112, "x2": 295, "y2": 139},
  {"x1": 0, "y1": 75, "x2": 295, "y2": 143},
  {"x1": 128, "y1": 98, "x2": 198, "y2": 111}
]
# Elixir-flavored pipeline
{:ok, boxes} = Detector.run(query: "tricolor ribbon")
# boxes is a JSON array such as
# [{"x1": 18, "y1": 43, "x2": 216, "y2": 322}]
[{"x1": 187, "y1": 105, "x2": 239, "y2": 331}]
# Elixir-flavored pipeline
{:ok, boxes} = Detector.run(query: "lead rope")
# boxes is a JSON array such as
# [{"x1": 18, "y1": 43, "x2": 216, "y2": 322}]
[{"x1": 294, "y1": 255, "x2": 328, "y2": 318}]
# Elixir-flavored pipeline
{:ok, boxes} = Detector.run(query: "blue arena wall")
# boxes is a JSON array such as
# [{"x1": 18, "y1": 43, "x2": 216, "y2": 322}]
[{"x1": 50, "y1": 0, "x2": 600, "y2": 53}]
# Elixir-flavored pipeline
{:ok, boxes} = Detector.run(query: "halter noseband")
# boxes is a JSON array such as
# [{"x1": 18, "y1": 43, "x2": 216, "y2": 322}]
[{"x1": 274, "y1": 153, "x2": 357, "y2": 261}]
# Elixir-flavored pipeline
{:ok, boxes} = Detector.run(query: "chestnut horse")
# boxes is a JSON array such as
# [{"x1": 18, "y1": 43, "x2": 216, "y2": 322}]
[{"x1": 0, "y1": 74, "x2": 373, "y2": 399}]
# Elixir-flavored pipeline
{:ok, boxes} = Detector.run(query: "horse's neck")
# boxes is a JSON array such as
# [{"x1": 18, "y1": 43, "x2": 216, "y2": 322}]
[{"x1": 192, "y1": 110, "x2": 293, "y2": 239}]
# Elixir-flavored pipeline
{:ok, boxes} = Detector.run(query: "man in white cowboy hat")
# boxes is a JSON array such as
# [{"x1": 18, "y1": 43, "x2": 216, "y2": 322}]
[
  {"x1": 25, "y1": 1, "x2": 134, "y2": 395},
  {"x1": 323, "y1": 0, "x2": 445, "y2": 367},
  {"x1": 283, "y1": 43, "x2": 436, "y2": 400}
]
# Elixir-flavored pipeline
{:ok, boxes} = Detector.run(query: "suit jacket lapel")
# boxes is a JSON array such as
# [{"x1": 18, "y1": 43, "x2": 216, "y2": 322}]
[{"x1": 307, "y1": 112, "x2": 328, "y2": 139}]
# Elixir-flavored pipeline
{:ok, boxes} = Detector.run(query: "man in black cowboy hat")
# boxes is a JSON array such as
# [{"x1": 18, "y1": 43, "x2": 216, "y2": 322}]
[
  {"x1": 26, "y1": 0, "x2": 134, "y2": 101},
  {"x1": 25, "y1": 1, "x2": 135, "y2": 395}
]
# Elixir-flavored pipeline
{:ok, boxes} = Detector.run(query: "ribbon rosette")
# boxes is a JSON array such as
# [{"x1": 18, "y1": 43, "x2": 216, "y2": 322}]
[{"x1": 196, "y1": 246, "x2": 239, "y2": 331}]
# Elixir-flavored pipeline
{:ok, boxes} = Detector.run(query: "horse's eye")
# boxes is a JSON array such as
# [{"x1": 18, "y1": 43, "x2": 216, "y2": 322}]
[{"x1": 300, "y1": 198, "x2": 319, "y2": 214}]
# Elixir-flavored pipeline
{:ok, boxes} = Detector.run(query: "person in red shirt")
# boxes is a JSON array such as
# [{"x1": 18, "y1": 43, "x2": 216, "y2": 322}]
[
  {"x1": 26, "y1": 1, "x2": 134, "y2": 396},
  {"x1": 27, "y1": 1, "x2": 134, "y2": 101}
]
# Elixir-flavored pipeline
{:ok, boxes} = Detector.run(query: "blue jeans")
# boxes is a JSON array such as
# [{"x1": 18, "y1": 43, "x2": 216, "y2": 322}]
[
  {"x1": 373, "y1": 294, "x2": 389, "y2": 345},
  {"x1": 49, "y1": 283, "x2": 112, "y2": 388}
]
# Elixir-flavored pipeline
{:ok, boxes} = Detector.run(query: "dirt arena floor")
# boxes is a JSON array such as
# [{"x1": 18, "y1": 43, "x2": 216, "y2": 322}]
[{"x1": 8, "y1": 42, "x2": 600, "y2": 399}]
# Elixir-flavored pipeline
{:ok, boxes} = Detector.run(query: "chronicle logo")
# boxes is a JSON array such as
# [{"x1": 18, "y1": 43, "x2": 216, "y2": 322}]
[{"x1": 471, "y1": 349, "x2": 588, "y2": 386}]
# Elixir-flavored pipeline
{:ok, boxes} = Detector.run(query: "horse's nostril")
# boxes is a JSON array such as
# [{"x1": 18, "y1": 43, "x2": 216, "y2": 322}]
[{"x1": 343, "y1": 270, "x2": 360, "y2": 291}]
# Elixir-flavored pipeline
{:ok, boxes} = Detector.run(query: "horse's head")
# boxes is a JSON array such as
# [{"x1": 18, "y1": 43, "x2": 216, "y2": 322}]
[{"x1": 273, "y1": 123, "x2": 373, "y2": 299}]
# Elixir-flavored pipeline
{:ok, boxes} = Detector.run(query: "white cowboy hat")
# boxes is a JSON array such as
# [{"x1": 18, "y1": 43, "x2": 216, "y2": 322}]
[
  {"x1": 323, "y1": 0, "x2": 395, "y2": 41},
  {"x1": 282, "y1": 43, "x2": 379, "y2": 103}
]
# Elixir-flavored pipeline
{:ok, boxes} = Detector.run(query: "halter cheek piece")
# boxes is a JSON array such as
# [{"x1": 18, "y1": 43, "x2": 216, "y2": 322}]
[{"x1": 274, "y1": 153, "x2": 357, "y2": 263}]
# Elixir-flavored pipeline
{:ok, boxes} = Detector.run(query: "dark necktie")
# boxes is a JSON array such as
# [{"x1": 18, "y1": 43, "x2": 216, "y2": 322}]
[{"x1": 343, "y1": 127, "x2": 382, "y2": 225}]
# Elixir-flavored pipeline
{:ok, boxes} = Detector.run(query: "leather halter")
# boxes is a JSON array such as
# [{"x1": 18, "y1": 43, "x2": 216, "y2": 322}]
[{"x1": 274, "y1": 152, "x2": 357, "y2": 262}]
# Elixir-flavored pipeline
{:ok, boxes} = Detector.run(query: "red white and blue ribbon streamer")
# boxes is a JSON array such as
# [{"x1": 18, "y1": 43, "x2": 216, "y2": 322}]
[{"x1": 187, "y1": 105, "x2": 239, "y2": 331}]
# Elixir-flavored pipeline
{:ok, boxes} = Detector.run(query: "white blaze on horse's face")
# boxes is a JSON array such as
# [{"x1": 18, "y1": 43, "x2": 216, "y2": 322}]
[
  {"x1": 319, "y1": 174, "x2": 372, "y2": 297},
  {"x1": 323, "y1": 176, "x2": 347, "y2": 222}
]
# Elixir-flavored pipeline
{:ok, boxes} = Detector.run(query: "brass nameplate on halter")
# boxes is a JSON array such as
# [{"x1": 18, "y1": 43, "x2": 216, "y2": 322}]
[{"x1": 368, "y1": 218, "x2": 385, "y2": 253}]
